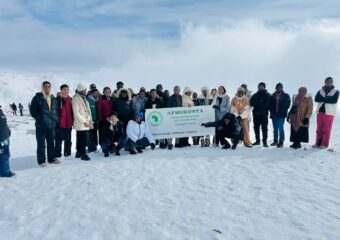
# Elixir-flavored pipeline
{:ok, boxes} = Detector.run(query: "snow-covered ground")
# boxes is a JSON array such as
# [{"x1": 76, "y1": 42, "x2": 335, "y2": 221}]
[{"x1": 1, "y1": 110, "x2": 340, "y2": 240}]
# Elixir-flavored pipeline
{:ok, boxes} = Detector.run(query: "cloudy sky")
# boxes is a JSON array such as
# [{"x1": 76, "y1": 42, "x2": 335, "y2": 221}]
[{"x1": 1, "y1": 0, "x2": 340, "y2": 92}]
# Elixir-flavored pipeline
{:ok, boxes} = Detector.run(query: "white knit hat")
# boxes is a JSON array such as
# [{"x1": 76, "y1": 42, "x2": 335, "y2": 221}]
[
  {"x1": 77, "y1": 83, "x2": 87, "y2": 92},
  {"x1": 183, "y1": 87, "x2": 193, "y2": 94}
]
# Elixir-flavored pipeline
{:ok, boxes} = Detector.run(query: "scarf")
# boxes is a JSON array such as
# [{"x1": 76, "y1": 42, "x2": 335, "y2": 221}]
[{"x1": 292, "y1": 87, "x2": 307, "y2": 132}]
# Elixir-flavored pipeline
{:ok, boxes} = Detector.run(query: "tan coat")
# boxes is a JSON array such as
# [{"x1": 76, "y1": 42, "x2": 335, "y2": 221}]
[
  {"x1": 72, "y1": 93, "x2": 93, "y2": 131},
  {"x1": 230, "y1": 95, "x2": 251, "y2": 120},
  {"x1": 289, "y1": 94, "x2": 313, "y2": 128}
]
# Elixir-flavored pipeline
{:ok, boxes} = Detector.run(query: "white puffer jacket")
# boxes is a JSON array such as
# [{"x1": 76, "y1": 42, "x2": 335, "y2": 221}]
[
  {"x1": 72, "y1": 93, "x2": 93, "y2": 131},
  {"x1": 316, "y1": 88, "x2": 338, "y2": 116},
  {"x1": 126, "y1": 120, "x2": 155, "y2": 144}
]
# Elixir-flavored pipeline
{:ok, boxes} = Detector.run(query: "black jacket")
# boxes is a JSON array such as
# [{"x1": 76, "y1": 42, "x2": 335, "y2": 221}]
[
  {"x1": 30, "y1": 92, "x2": 59, "y2": 129},
  {"x1": 204, "y1": 112, "x2": 242, "y2": 141},
  {"x1": 0, "y1": 109, "x2": 11, "y2": 142},
  {"x1": 145, "y1": 97, "x2": 165, "y2": 109},
  {"x1": 101, "y1": 119, "x2": 125, "y2": 143},
  {"x1": 250, "y1": 90, "x2": 271, "y2": 116},
  {"x1": 269, "y1": 91, "x2": 291, "y2": 118},
  {"x1": 167, "y1": 94, "x2": 182, "y2": 108},
  {"x1": 113, "y1": 97, "x2": 133, "y2": 124}
]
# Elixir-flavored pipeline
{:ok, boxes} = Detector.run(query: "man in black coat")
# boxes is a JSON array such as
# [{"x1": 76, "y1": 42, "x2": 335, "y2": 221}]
[
  {"x1": 30, "y1": 81, "x2": 60, "y2": 167},
  {"x1": 0, "y1": 106, "x2": 15, "y2": 177},
  {"x1": 250, "y1": 82, "x2": 271, "y2": 147},
  {"x1": 268, "y1": 83, "x2": 291, "y2": 148},
  {"x1": 113, "y1": 88, "x2": 134, "y2": 128},
  {"x1": 202, "y1": 112, "x2": 243, "y2": 150},
  {"x1": 99, "y1": 111, "x2": 126, "y2": 157},
  {"x1": 167, "y1": 86, "x2": 182, "y2": 149}
]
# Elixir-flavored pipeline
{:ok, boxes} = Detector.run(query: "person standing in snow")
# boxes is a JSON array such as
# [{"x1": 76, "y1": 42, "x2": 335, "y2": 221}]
[
  {"x1": 112, "y1": 88, "x2": 134, "y2": 129},
  {"x1": 132, "y1": 89, "x2": 147, "y2": 114},
  {"x1": 287, "y1": 87, "x2": 313, "y2": 149},
  {"x1": 313, "y1": 77, "x2": 339, "y2": 149},
  {"x1": 126, "y1": 112, "x2": 156, "y2": 155},
  {"x1": 99, "y1": 111, "x2": 126, "y2": 157},
  {"x1": 55, "y1": 84, "x2": 73, "y2": 159},
  {"x1": 11, "y1": 103, "x2": 17, "y2": 116},
  {"x1": 269, "y1": 83, "x2": 291, "y2": 148},
  {"x1": 18, "y1": 103, "x2": 24, "y2": 116},
  {"x1": 72, "y1": 84, "x2": 93, "y2": 161},
  {"x1": 181, "y1": 87, "x2": 194, "y2": 147},
  {"x1": 201, "y1": 112, "x2": 242, "y2": 150},
  {"x1": 250, "y1": 82, "x2": 271, "y2": 147},
  {"x1": 211, "y1": 86, "x2": 231, "y2": 146},
  {"x1": 30, "y1": 81, "x2": 60, "y2": 167},
  {"x1": 167, "y1": 86, "x2": 182, "y2": 149},
  {"x1": 241, "y1": 84, "x2": 252, "y2": 99},
  {"x1": 87, "y1": 88, "x2": 100, "y2": 153},
  {"x1": 111, "y1": 81, "x2": 124, "y2": 99},
  {"x1": 97, "y1": 87, "x2": 114, "y2": 146},
  {"x1": 198, "y1": 86, "x2": 212, "y2": 147},
  {"x1": 0, "y1": 107, "x2": 15, "y2": 177},
  {"x1": 231, "y1": 87, "x2": 252, "y2": 147}
]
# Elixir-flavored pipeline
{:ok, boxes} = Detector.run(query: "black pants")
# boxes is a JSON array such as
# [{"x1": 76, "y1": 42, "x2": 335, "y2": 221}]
[
  {"x1": 55, "y1": 127, "x2": 72, "y2": 157},
  {"x1": 253, "y1": 114, "x2": 268, "y2": 143},
  {"x1": 76, "y1": 131, "x2": 89, "y2": 156},
  {"x1": 127, "y1": 137, "x2": 151, "y2": 149},
  {"x1": 36, "y1": 127, "x2": 55, "y2": 164},
  {"x1": 88, "y1": 123, "x2": 98, "y2": 152}
]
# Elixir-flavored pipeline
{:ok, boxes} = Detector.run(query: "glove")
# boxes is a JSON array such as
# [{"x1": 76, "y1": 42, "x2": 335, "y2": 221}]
[
  {"x1": 151, "y1": 143, "x2": 155, "y2": 150},
  {"x1": 201, "y1": 123, "x2": 207, "y2": 127},
  {"x1": 213, "y1": 105, "x2": 220, "y2": 110},
  {"x1": 302, "y1": 118, "x2": 309, "y2": 125},
  {"x1": 136, "y1": 139, "x2": 142, "y2": 146}
]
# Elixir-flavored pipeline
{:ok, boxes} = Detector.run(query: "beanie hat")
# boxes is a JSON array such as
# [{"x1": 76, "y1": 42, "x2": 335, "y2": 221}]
[
  {"x1": 258, "y1": 82, "x2": 266, "y2": 88},
  {"x1": 111, "y1": 111, "x2": 118, "y2": 116},
  {"x1": 77, "y1": 83, "x2": 87, "y2": 92},
  {"x1": 135, "y1": 112, "x2": 144, "y2": 119}
]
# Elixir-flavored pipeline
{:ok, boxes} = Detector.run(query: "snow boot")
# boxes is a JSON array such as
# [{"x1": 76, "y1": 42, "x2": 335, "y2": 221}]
[{"x1": 81, "y1": 155, "x2": 91, "y2": 161}]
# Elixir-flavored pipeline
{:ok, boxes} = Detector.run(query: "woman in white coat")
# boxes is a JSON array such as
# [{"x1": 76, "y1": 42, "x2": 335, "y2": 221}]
[{"x1": 72, "y1": 83, "x2": 93, "y2": 161}]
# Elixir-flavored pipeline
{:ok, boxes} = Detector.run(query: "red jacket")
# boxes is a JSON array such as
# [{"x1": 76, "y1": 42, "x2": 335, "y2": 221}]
[
  {"x1": 57, "y1": 96, "x2": 73, "y2": 128},
  {"x1": 97, "y1": 96, "x2": 113, "y2": 122}
]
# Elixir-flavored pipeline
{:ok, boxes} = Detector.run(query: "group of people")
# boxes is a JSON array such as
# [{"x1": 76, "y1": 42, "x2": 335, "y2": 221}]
[
  {"x1": 0, "y1": 77, "x2": 338, "y2": 177},
  {"x1": 9, "y1": 102, "x2": 24, "y2": 116}
]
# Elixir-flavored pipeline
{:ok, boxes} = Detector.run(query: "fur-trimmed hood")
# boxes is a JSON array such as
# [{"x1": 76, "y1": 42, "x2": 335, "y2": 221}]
[{"x1": 116, "y1": 88, "x2": 132, "y2": 101}]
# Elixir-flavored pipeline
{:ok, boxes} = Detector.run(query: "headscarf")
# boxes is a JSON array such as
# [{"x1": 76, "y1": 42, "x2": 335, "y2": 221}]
[{"x1": 292, "y1": 87, "x2": 307, "y2": 132}]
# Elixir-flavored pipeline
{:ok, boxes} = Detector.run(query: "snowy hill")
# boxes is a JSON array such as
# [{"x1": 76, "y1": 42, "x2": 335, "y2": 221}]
[{"x1": 0, "y1": 111, "x2": 340, "y2": 240}]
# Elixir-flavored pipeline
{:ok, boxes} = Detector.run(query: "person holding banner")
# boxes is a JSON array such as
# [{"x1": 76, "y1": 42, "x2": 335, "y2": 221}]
[
  {"x1": 167, "y1": 86, "x2": 182, "y2": 149},
  {"x1": 211, "y1": 86, "x2": 231, "y2": 146},
  {"x1": 201, "y1": 112, "x2": 242, "y2": 150},
  {"x1": 126, "y1": 112, "x2": 156, "y2": 155},
  {"x1": 198, "y1": 86, "x2": 213, "y2": 147},
  {"x1": 181, "y1": 87, "x2": 195, "y2": 147}
]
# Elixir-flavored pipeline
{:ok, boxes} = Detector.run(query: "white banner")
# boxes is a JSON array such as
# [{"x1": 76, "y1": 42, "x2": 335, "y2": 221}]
[{"x1": 145, "y1": 106, "x2": 215, "y2": 139}]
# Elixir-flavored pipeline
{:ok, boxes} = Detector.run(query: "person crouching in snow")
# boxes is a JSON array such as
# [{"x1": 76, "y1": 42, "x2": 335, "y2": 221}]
[
  {"x1": 287, "y1": 87, "x2": 313, "y2": 149},
  {"x1": 201, "y1": 112, "x2": 243, "y2": 150},
  {"x1": 99, "y1": 111, "x2": 126, "y2": 157},
  {"x1": 126, "y1": 112, "x2": 156, "y2": 155},
  {"x1": 0, "y1": 107, "x2": 15, "y2": 177}
]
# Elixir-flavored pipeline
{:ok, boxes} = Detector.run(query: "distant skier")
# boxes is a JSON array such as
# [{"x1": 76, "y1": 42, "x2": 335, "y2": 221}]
[
  {"x1": 18, "y1": 103, "x2": 24, "y2": 116},
  {"x1": 0, "y1": 106, "x2": 15, "y2": 177}
]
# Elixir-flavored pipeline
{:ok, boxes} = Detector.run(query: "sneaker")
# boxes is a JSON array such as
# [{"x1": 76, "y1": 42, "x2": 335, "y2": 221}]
[
  {"x1": 293, "y1": 143, "x2": 302, "y2": 149},
  {"x1": 81, "y1": 155, "x2": 91, "y2": 161},
  {"x1": 277, "y1": 142, "x2": 284, "y2": 148},
  {"x1": 168, "y1": 144, "x2": 173, "y2": 150},
  {"x1": 320, "y1": 145, "x2": 327, "y2": 149},
  {"x1": 129, "y1": 149, "x2": 137, "y2": 155},
  {"x1": 222, "y1": 143, "x2": 231, "y2": 149},
  {"x1": 49, "y1": 159, "x2": 61, "y2": 164},
  {"x1": 39, "y1": 163, "x2": 47, "y2": 168},
  {"x1": 252, "y1": 141, "x2": 261, "y2": 146},
  {"x1": 263, "y1": 142, "x2": 269, "y2": 148},
  {"x1": 244, "y1": 144, "x2": 253, "y2": 148},
  {"x1": 0, "y1": 171, "x2": 16, "y2": 178},
  {"x1": 271, "y1": 142, "x2": 278, "y2": 147},
  {"x1": 312, "y1": 144, "x2": 320, "y2": 148}
]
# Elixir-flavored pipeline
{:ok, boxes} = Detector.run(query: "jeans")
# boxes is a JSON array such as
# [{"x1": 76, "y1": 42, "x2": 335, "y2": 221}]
[
  {"x1": 272, "y1": 117, "x2": 285, "y2": 143},
  {"x1": 55, "y1": 128, "x2": 72, "y2": 157},
  {"x1": 36, "y1": 128, "x2": 56, "y2": 164},
  {"x1": 100, "y1": 137, "x2": 127, "y2": 153},
  {"x1": 0, "y1": 141, "x2": 10, "y2": 175}
]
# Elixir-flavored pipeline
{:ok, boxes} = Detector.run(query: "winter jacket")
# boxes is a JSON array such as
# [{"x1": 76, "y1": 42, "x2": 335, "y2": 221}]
[
  {"x1": 211, "y1": 94, "x2": 231, "y2": 120},
  {"x1": 231, "y1": 95, "x2": 251, "y2": 120},
  {"x1": 198, "y1": 94, "x2": 212, "y2": 106},
  {"x1": 101, "y1": 118, "x2": 125, "y2": 142},
  {"x1": 145, "y1": 97, "x2": 165, "y2": 109},
  {"x1": 87, "y1": 95, "x2": 98, "y2": 122},
  {"x1": 269, "y1": 91, "x2": 291, "y2": 118},
  {"x1": 57, "y1": 96, "x2": 73, "y2": 129},
  {"x1": 132, "y1": 96, "x2": 146, "y2": 113},
  {"x1": 250, "y1": 90, "x2": 271, "y2": 116},
  {"x1": 0, "y1": 108, "x2": 11, "y2": 142},
  {"x1": 72, "y1": 93, "x2": 93, "y2": 131},
  {"x1": 182, "y1": 95, "x2": 194, "y2": 107},
  {"x1": 204, "y1": 112, "x2": 242, "y2": 140},
  {"x1": 167, "y1": 94, "x2": 182, "y2": 108},
  {"x1": 30, "y1": 92, "x2": 59, "y2": 129},
  {"x1": 97, "y1": 96, "x2": 113, "y2": 123},
  {"x1": 288, "y1": 94, "x2": 313, "y2": 128},
  {"x1": 126, "y1": 120, "x2": 155, "y2": 144},
  {"x1": 315, "y1": 86, "x2": 339, "y2": 116},
  {"x1": 113, "y1": 88, "x2": 134, "y2": 124}
]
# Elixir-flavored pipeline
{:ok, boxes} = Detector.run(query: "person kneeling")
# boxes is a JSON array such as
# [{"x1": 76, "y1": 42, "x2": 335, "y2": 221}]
[
  {"x1": 202, "y1": 112, "x2": 243, "y2": 150},
  {"x1": 126, "y1": 112, "x2": 156, "y2": 155},
  {"x1": 99, "y1": 111, "x2": 126, "y2": 157}
]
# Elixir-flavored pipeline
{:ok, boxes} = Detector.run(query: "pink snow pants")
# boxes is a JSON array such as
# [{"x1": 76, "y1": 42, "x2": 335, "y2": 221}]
[{"x1": 316, "y1": 112, "x2": 335, "y2": 147}]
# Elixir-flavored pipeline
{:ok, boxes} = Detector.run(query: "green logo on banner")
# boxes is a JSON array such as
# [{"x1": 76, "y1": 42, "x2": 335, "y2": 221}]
[{"x1": 148, "y1": 111, "x2": 163, "y2": 126}]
